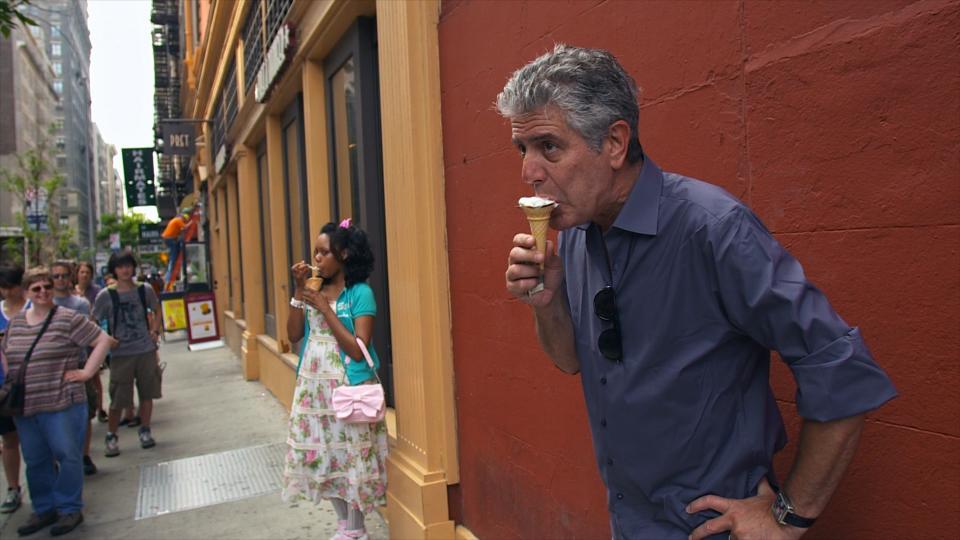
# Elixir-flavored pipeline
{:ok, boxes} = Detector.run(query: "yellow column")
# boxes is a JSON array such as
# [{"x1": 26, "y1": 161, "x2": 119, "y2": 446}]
[
  {"x1": 377, "y1": 1, "x2": 459, "y2": 538},
  {"x1": 302, "y1": 59, "x2": 332, "y2": 236},
  {"x1": 211, "y1": 182, "x2": 229, "y2": 333},
  {"x1": 225, "y1": 174, "x2": 243, "y2": 320},
  {"x1": 236, "y1": 144, "x2": 264, "y2": 380},
  {"x1": 265, "y1": 114, "x2": 291, "y2": 353}
]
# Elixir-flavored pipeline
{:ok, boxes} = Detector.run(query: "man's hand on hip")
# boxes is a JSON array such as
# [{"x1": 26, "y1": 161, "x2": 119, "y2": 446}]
[{"x1": 686, "y1": 478, "x2": 805, "y2": 540}]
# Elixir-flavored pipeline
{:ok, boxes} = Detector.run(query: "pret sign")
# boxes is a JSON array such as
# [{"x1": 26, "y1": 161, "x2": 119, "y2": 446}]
[{"x1": 161, "y1": 123, "x2": 196, "y2": 156}]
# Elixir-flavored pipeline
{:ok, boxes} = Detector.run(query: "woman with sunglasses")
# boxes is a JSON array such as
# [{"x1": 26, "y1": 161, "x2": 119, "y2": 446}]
[{"x1": 0, "y1": 267, "x2": 115, "y2": 537}]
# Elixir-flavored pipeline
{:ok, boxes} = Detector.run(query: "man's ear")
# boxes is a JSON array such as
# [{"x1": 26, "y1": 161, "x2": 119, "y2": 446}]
[{"x1": 605, "y1": 120, "x2": 631, "y2": 170}]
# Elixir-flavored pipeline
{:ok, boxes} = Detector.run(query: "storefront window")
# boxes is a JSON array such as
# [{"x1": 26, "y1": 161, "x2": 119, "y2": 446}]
[
  {"x1": 331, "y1": 59, "x2": 359, "y2": 219},
  {"x1": 258, "y1": 141, "x2": 276, "y2": 337},
  {"x1": 282, "y1": 95, "x2": 309, "y2": 295},
  {"x1": 324, "y1": 18, "x2": 394, "y2": 405}
]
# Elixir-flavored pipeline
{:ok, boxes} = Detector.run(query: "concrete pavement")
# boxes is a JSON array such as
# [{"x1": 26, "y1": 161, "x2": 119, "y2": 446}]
[{"x1": 0, "y1": 339, "x2": 388, "y2": 539}]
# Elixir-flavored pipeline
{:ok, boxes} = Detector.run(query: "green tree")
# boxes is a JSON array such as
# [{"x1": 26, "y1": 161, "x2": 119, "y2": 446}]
[
  {"x1": 96, "y1": 212, "x2": 164, "y2": 274},
  {"x1": 0, "y1": 0, "x2": 36, "y2": 38},
  {"x1": 96, "y1": 212, "x2": 148, "y2": 250},
  {"x1": 0, "y1": 131, "x2": 76, "y2": 266}
]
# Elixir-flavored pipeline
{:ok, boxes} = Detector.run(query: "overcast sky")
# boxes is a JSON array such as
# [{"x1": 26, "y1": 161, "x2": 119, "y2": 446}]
[{"x1": 87, "y1": 0, "x2": 157, "y2": 220}]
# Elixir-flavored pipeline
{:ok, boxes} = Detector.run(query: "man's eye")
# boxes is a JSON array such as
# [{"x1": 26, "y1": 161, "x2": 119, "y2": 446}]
[{"x1": 543, "y1": 141, "x2": 557, "y2": 152}]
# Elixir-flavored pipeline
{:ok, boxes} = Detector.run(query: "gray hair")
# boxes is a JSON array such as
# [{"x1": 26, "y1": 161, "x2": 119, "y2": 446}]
[{"x1": 497, "y1": 44, "x2": 643, "y2": 163}]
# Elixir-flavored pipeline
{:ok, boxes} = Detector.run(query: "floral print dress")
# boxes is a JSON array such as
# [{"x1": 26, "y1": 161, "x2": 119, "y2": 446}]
[{"x1": 282, "y1": 303, "x2": 388, "y2": 513}]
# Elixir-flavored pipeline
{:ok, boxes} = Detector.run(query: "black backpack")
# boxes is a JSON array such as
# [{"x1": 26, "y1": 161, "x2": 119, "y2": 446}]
[{"x1": 107, "y1": 284, "x2": 150, "y2": 337}]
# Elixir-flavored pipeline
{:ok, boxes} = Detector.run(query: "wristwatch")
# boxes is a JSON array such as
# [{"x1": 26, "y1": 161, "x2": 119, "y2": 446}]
[{"x1": 771, "y1": 490, "x2": 817, "y2": 528}]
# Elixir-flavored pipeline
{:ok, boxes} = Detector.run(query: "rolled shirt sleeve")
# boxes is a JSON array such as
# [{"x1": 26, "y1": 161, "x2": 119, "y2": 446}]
[{"x1": 712, "y1": 207, "x2": 897, "y2": 421}]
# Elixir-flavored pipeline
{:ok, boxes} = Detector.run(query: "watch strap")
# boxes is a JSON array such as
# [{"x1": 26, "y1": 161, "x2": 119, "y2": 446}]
[{"x1": 781, "y1": 511, "x2": 816, "y2": 528}]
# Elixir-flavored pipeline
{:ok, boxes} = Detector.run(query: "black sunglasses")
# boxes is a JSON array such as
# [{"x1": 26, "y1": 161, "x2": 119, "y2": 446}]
[
  {"x1": 29, "y1": 284, "x2": 53, "y2": 293},
  {"x1": 593, "y1": 286, "x2": 622, "y2": 361}
]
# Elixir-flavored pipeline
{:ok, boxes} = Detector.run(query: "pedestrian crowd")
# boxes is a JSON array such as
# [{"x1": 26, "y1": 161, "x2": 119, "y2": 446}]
[{"x1": 0, "y1": 250, "x2": 164, "y2": 537}]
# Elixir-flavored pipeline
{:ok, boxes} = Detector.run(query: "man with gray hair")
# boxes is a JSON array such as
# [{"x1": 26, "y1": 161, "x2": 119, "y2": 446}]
[{"x1": 502, "y1": 44, "x2": 896, "y2": 539}]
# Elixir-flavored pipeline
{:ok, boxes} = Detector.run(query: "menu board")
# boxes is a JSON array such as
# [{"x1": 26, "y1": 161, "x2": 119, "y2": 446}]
[{"x1": 185, "y1": 292, "x2": 220, "y2": 344}]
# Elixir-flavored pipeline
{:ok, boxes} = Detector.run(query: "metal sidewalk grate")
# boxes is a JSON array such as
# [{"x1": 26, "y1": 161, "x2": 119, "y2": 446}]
[{"x1": 135, "y1": 442, "x2": 286, "y2": 520}]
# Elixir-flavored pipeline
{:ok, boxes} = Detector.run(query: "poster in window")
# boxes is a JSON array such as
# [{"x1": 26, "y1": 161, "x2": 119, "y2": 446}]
[{"x1": 159, "y1": 293, "x2": 187, "y2": 332}]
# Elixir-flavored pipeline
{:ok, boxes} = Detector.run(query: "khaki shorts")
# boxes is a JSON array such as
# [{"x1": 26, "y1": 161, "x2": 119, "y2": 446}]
[{"x1": 108, "y1": 352, "x2": 162, "y2": 410}]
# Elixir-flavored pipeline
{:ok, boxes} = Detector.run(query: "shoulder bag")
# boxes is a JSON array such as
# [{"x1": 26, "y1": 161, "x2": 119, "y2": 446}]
[
  {"x1": 330, "y1": 337, "x2": 386, "y2": 424},
  {"x1": 0, "y1": 306, "x2": 58, "y2": 417}
]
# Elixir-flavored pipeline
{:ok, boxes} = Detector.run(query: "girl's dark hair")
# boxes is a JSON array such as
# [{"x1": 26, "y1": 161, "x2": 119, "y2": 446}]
[
  {"x1": 320, "y1": 222, "x2": 374, "y2": 286},
  {"x1": 108, "y1": 250, "x2": 139, "y2": 276},
  {"x1": 0, "y1": 264, "x2": 24, "y2": 288}
]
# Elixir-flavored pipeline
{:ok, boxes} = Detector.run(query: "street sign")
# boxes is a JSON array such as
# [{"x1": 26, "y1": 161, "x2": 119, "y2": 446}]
[{"x1": 121, "y1": 148, "x2": 157, "y2": 208}]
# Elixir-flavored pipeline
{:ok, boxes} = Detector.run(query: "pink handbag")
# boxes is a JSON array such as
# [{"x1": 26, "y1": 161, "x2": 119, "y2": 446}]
[{"x1": 331, "y1": 337, "x2": 386, "y2": 424}]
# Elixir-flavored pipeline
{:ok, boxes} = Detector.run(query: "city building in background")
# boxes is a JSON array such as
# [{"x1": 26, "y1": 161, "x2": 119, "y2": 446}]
[
  {"x1": 177, "y1": 1, "x2": 956, "y2": 539},
  {"x1": 0, "y1": 19, "x2": 60, "y2": 263},
  {"x1": 23, "y1": 0, "x2": 97, "y2": 249},
  {"x1": 92, "y1": 123, "x2": 121, "y2": 220}
]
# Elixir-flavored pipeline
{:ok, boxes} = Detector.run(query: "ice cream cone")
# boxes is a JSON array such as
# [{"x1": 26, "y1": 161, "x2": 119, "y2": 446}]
[
  {"x1": 518, "y1": 197, "x2": 557, "y2": 270},
  {"x1": 523, "y1": 207, "x2": 552, "y2": 269},
  {"x1": 305, "y1": 266, "x2": 323, "y2": 291}
]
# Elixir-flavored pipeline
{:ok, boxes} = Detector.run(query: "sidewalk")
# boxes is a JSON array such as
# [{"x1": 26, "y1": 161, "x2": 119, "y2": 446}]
[{"x1": 0, "y1": 340, "x2": 388, "y2": 539}]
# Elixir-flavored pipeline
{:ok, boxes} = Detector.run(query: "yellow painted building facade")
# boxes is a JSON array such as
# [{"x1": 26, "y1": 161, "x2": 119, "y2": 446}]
[{"x1": 178, "y1": 1, "x2": 465, "y2": 537}]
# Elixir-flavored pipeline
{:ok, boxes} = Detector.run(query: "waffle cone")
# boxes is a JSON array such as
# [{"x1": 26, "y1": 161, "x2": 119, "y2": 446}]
[{"x1": 522, "y1": 206, "x2": 554, "y2": 269}]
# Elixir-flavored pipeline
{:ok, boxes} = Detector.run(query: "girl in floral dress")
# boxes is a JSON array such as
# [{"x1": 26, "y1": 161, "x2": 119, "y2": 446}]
[{"x1": 283, "y1": 221, "x2": 388, "y2": 540}]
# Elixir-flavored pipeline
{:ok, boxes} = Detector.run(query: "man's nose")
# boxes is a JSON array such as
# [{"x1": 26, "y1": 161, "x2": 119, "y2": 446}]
[{"x1": 520, "y1": 156, "x2": 543, "y2": 186}]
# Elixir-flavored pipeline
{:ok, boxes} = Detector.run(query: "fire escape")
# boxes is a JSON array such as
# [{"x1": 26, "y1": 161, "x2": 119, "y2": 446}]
[{"x1": 151, "y1": 0, "x2": 186, "y2": 214}]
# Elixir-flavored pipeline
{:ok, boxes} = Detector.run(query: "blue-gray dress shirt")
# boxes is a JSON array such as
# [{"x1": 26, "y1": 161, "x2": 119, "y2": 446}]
[{"x1": 557, "y1": 155, "x2": 896, "y2": 538}]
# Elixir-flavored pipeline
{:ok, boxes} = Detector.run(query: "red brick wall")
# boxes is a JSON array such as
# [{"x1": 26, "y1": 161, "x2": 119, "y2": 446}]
[{"x1": 438, "y1": 1, "x2": 959, "y2": 538}]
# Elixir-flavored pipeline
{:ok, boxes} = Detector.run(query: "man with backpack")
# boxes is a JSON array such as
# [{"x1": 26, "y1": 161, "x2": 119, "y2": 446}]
[{"x1": 92, "y1": 251, "x2": 163, "y2": 457}]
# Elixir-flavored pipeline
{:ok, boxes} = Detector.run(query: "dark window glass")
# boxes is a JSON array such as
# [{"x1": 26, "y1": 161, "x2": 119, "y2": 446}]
[
  {"x1": 257, "y1": 142, "x2": 276, "y2": 337},
  {"x1": 324, "y1": 18, "x2": 393, "y2": 406}
]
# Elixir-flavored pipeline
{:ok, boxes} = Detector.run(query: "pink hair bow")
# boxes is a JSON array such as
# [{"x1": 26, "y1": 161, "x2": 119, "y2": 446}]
[{"x1": 339, "y1": 218, "x2": 352, "y2": 229}]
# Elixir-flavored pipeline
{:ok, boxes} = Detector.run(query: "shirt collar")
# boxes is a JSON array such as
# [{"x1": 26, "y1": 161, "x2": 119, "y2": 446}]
[{"x1": 576, "y1": 153, "x2": 663, "y2": 235}]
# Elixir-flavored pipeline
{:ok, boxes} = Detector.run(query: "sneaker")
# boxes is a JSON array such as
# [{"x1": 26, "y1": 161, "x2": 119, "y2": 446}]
[
  {"x1": 118, "y1": 417, "x2": 131, "y2": 427},
  {"x1": 16, "y1": 510, "x2": 56, "y2": 536},
  {"x1": 138, "y1": 426, "x2": 156, "y2": 449},
  {"x1": 126, "y1": 416, "x2": 142, "y2": 428},
  {"x1": 83, "y1": 455, "x2": 98, "y2": 476},
  {"x1": 104, "y1": 432, "x2": 120, "y2": 457},
  {"x1": 334, "y1": 529, "x2": 369, "y2": 540},
  {"x1": 49, "y1": 512, "x2": 84, "y2": 537},
  {"x1": 96, "y1": 409, "x2": 108, "y2": 423},
  {"x1": 0, "y1": 487, "x2": 21, "y2": 513}
]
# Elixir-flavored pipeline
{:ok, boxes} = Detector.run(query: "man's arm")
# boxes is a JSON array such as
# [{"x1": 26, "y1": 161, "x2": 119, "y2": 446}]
[
  {"x1": 532, "y1": 298, "x2": 579, "y2": 374},
  {"x1": 784, "y1": 414, "x2": 865, "y2": 517},
  {"x1": 506, "y1": 234, "x2": 579, "y2": 374}
]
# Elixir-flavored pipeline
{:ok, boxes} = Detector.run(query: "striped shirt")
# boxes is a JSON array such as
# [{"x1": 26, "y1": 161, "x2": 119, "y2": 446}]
[{"x1": 0, "y1": 307, "x2": 102, "y2": 416}]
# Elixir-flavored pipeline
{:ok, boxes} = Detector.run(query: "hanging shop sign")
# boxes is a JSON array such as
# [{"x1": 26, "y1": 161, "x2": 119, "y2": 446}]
[
  {"x1": 121, "y1": 148, "x2": 157, "y2": 208},
  {"x1": 255, "y1": 23, "x2": 297, "y2": 103},
  {"x1": 161, "y1": 122, "x2": 196, "y2": 156},
  {"x1": 214, "y1": 142, "x2": 230, "y2": 173}
]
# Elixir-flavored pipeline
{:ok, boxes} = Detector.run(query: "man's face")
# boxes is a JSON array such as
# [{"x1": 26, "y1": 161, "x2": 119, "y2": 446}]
[
  {"x1": 511, "y1": 105, "x2": 614, "y2": 230},
  {"x1": 114, "y1": 263, "x2": 135, "y2": 281},
  {"x1": 51, "y1": 265, "x2": 73, "y2": 292}
]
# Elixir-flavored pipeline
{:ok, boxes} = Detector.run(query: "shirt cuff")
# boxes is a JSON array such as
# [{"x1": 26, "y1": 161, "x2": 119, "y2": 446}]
[{"x1": 789, "y1": 327, "x2": 898, "y2": 421}]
